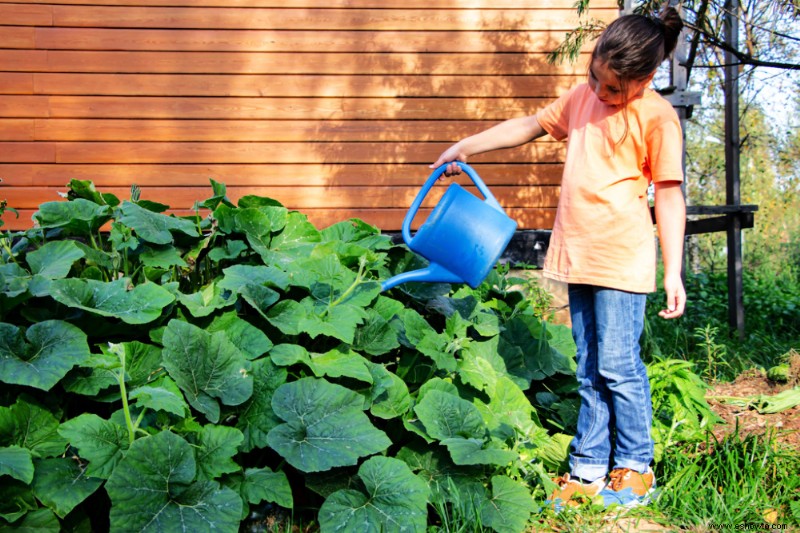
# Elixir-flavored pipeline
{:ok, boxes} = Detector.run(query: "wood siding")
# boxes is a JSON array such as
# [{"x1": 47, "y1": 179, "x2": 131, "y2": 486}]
[{"x1": 0, "y1": 0, "x2": 618, "y2": 231}]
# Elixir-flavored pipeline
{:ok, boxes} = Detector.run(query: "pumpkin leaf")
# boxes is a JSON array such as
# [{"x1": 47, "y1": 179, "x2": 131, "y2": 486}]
[
  {"x1": 0, "y1": 320, "x2": 91, "y2": 391},
  {"x1": 318, "y1": 456, "x2": 430, "y2": 533},
  {"x1": 267, "y1": 377, "x2": 390, "y2": 472}
]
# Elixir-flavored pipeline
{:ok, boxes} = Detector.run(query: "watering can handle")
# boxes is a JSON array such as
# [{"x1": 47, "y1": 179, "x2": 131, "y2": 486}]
[{"x1": 401, "y1": 162, "x2": 504, "y2": 244}]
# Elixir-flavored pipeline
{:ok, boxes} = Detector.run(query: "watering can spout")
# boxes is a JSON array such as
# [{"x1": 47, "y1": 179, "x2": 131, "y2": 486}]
[
  {"x1": 381, "y1": 262, "x2": 463, "y2": 292},
  {"x1": 381, "y1": 162, "x2": 517, "y2": 292}
]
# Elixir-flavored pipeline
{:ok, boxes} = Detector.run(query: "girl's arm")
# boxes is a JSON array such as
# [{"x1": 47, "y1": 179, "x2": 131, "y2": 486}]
[
  {"x1": 431, "y1": 115, "x2": 547, "y2": 174},
  {"x1": 654, "y1": 180, "x2": 686, "y2": 319}
]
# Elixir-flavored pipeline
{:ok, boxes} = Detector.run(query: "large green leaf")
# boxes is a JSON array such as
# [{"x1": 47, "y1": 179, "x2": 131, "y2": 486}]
[
  {"x1": 207, "y1": 311, "x2": 272, "y2": 360},
  {"x1": 396, "y1": 444, "x2": 482, "y2": 508},
  {"x1": 129, "y1": 375, "x2": 189, "y2": 417},
  {"x1": 239, "y1": 467, "x2": 293, "y2": 510},
  {"x1": 0, "y1": 445, "x2": 34, "y2": 483},
  {"x1": 257, "y1": 211, "x2": 321, "y2": 267},
  {"x1": 33, "y1": 199, "x2": 112, "y2": 234},
  {"x1": 479, "y1": 475, "x2": 536, "y2": 533},
  {"x1": 0, "y1": 479, "x2": 37, "y2": 523},
  {"x1": 193, "y1": 425, "x2": 244, "y2": 481},
  {"x1": 267, "y1": 377, "x2": 391, "y2": 472},
  {"x1": 414, "y1": 390, "x2": 486, "y2": 441},
  {"x1": 0, "y1": 262, "x2": 30, "y2": 298},
  {"x1": 1, "y1": 507, "x2": 60, "y2": 531},
  {"x1": 308, "y1": 346, "x2": 373, "y2": 384},
  {"x1": 25, "y1": 240, "x2": 85, "y2": 279},
  {"x1": 32, "y1": 457, "x2": 103, "y2": 518},
  {"x1": 117, "y1": 200, "x2": 199, "y2": 244},
  {"x1": 178, "y1": 282, "x2": 237, "y2": 317},
  {"x1": 48, "y1": 278, "x2": 175, "y2": 324},
  {"x1": 318, "y1": 456, "x2": 430, "y2": 533},
  {"x1": 0, "y1": 320, "x2": 91, "y2": 390},
  {"x1": 236, "y1": 358, "x2": 287, "y2": 452},
  {"x1": 474, "y1": 376, "x2": 540, "y2": 436},
  {"x1": 0, "y1": 397, "x2": 67, "y2": 458},
  {"x1": 139, "y1": 245, "x2": 188, "y2": 269},
  {"x1": 499, "y1": 316, "x2": 575, "y2": 383},
  {"x1": 58, "y1": 413, "x2": 129, "y2": 480},
  {"x1": 162, "y1": 319, "x2": 253, "y2": 423},
  {"x1": 440, "y1": 437, "x2": 517, "y2": 466},
  {"x1": 367, "y1": 363, "x2": 411, "y2": 420},
  {"x1": 105, "y1": 431, "x2": 242, "y2": 532},
  {"x1": 218, "y1": 265, "x2": 286, "y2": 316},
  {"x1": 267, "y1": 295, "x2": 371, "y2": 344},
  {"x1": 353, "y1": 308, "x2": 400, "y2": 356}
]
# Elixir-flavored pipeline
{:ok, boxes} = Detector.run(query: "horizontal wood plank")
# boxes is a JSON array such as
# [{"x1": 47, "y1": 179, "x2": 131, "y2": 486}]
[
  {"x1": 49, "y1": 141, "x2": 564, "y2": 164},
  {"x1": 0, "y1": 50, "x2": 49, "y2": 72},
  {"x1": 25, "y1": 73, "x2": 581, "y2": 98},
  {"x1": 0, "y1": 163, "x2": 564, "y2": 187},
  {"x1": 50, "y1": 6, "x2": 616, "y2": 31},
  {"x1": 0, "y1": 96, "x2": 50, "y2": 117},
  {"x1": 0, "y1": 142, "x2": 55, "y2": 162},
  {"x1": 0, "y1": 206, "x2": 557, "y2": 232},
  {"x1": 0, "y1": 4, "x2": 52, "y2": 26},
  {"x1": 28, "y1": 28, "x2": 590, "y2": 54},
  {"x1": 41, "y1": 96, "x2": 557, "y2": 120},
  {"x1": 9, "y1": 51, "x2": 590, "y2": 75},
  {"x1": 0, "y1": 27, "x2": 34, "y2": 47},
  {"x1": 30, "y1": 119, "x2": 532, "y2": 142},
  {"x1": 3, "y1": 1, "x2": 618, "y2": 9},
  {"x1": 0, "y1": 119, "x2": 34, "y2": 140},
  {"x1": 0, "y1": 73, "x2": 34, "y2": 94}
]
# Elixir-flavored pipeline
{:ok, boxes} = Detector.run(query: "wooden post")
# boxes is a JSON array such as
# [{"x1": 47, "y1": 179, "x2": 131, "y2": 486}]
[{"x1": 724, "y1": 0, "x2": 745, "y2": 339}]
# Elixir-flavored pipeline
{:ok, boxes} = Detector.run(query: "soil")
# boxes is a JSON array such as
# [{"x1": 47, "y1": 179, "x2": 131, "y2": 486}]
[{"x1": 705, "y1": 350, "x2": 800, "y2": 449}]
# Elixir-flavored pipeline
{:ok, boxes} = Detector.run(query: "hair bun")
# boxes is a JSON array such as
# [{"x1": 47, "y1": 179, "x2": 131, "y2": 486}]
[{"x1": 659, "y1": 7, "x2": 684, "y2": 57}]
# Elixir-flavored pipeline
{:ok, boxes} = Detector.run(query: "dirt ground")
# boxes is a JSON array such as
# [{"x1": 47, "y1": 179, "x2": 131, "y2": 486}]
[{"x1": 705, "y1": 349, "x2": 800, "y2": 449}]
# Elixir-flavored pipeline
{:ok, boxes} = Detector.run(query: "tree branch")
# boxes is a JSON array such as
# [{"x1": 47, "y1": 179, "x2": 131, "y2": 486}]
[{"x1": 683, "y1": 21, "x2": 800, "y2": 70}]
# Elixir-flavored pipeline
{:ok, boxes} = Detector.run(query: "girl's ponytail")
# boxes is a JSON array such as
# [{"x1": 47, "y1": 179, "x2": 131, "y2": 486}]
[
  {"x1": 592, "y1": 8, "x2": 684, "y2": 83},
  {"x1": 659, "y1": 7, "x2": 684, "y2": 59}
]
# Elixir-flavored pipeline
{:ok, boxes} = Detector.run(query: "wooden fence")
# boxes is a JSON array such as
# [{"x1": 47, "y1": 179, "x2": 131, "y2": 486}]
[{"x1": 0, "y1": 0, "x2": 618, "y2": 231}]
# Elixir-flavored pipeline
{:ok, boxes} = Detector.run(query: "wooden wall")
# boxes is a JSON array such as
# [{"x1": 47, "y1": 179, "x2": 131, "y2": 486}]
[{"x1": 0, "y1": 0, "x2": 618, "y2": 231}]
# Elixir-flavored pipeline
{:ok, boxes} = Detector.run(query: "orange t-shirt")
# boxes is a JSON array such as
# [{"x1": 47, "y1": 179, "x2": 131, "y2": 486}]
[{"x1": 536, "y1": 83, "x2": 684, "y2": 293}]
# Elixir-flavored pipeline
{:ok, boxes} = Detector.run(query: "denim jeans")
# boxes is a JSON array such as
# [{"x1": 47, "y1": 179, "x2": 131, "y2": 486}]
[{"x1": 567, "y1": 284, "x2": 653, "y2": 482}]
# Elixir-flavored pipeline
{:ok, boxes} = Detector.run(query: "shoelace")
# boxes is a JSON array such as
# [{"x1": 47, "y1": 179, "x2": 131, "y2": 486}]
[
  {"x1": 554, "y1": 474, "x2": 572, "y2": 488},
  {"x1": 607, "y1": 468, "x2": 633, "y2": 490}
]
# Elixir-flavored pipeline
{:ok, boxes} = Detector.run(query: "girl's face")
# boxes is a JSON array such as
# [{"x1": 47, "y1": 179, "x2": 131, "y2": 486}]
[{"x1": 588, "y1": 58, "x2": 653, "y2": 107}]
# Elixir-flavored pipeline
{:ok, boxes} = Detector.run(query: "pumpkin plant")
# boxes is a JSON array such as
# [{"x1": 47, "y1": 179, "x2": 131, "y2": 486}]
[{"x1": 0, "y1": 179, "x2": 578, "y2": 532}]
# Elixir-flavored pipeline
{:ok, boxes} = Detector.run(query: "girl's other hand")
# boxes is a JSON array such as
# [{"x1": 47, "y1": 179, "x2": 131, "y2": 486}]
[{"x1": 658, "y1": 273, "x2": 686, "y2": 319}]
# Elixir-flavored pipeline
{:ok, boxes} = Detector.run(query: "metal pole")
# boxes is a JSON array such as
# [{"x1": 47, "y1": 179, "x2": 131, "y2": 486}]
[{"x1": 724, "y1": 0, "x2": 745, "y2": 339}]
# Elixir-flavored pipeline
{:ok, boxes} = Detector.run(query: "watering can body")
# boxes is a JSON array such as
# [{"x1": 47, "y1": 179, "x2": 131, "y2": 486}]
[{"x1": 381, "y1": 162, "x2": 518, "y2": 291}]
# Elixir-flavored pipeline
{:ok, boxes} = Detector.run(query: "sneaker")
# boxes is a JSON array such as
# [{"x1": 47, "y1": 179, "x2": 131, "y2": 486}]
[
  {"x1": 599, "y1": 467, "x2": 656, "y2": 508},
  {"x1": 544, "y1": 473, "x2": 606, "y2": 511}
]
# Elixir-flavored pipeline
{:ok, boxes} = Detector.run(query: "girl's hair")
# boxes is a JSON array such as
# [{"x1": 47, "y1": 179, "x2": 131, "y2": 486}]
[
  {"x1": 592, "y1": 7, "x2": 684, "y2": 87},
  {"x1": 592, "y1": 8, "x2": 684, "y2": 144}
]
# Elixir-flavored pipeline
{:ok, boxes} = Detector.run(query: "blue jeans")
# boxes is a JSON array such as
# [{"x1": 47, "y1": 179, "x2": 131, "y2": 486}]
[{"x1": 567, "y1": 284, "x2": 653, "y2": 482}]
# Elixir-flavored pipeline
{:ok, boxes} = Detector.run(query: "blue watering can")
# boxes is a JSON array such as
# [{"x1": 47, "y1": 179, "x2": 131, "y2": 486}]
[{"x1": 381, "y1": 162, "x2": 518, "y2": 291}]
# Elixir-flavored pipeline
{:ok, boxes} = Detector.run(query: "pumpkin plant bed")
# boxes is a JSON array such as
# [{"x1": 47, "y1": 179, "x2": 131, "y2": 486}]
[{"x1": 0, "y1": 180, "x2": 579, "y2": 532}]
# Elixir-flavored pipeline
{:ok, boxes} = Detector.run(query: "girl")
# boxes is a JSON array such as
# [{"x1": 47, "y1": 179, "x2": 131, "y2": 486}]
[{"x1": 431, "y1": 9, "x2": 686, "y2": 509}]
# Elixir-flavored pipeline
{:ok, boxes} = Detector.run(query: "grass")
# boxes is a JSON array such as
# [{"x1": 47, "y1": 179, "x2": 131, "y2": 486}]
[{"x1": 653, "y1": 430, "x2": 800, "y2": 528}]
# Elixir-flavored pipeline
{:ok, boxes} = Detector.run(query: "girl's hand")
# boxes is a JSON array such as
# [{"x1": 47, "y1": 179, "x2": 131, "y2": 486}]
[
  {"x1": 658, "y1": 272, "x2": 686, "y2": 319},
  {"x1": 430, "y1": 144, "x2": 468, "y2": 177}
]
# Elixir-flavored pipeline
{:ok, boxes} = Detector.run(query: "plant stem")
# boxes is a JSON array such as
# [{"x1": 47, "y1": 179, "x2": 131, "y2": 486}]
[{"x1": 111, "y1": 343, "x2": 137, "y2": 444}]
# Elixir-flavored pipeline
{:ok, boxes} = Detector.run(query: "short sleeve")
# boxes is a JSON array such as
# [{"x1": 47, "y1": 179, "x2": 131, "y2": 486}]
[
  {"x1": 535, "y1": 85, "x2": 582, "y2": 141},
  {"x1": 647, "y1": 115, "x2": 684, "y2": 183}
]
